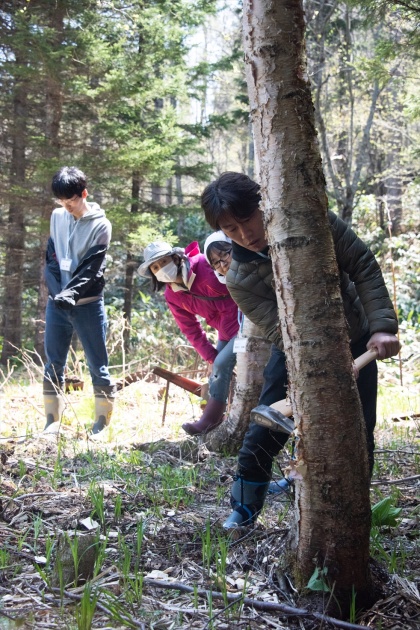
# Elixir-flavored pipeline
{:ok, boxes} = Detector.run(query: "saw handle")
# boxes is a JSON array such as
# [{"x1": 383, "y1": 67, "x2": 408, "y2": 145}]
[
  {"x1": 354, "y1": 347, "x2": 378, "y2": 370},
  {"x1": 269, "y1": 348, "x2": 379, "y2": 418}
]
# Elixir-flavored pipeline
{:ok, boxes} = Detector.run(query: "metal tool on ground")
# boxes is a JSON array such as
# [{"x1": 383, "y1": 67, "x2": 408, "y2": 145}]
[{"x1": 250, "y1": 348, "x2": 379, "y2": 434}]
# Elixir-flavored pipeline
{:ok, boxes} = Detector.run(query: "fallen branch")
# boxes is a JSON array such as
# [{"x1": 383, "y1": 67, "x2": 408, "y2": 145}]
[
  {"x1": 3, "y1": 491, "x2": 66, "y2": 502},
  {"x1": 143, "y1": 578, "x2": 370, "y2": 629},
  {"x1": 371, "y1": 474, "x2": 420, "y2": 486}
]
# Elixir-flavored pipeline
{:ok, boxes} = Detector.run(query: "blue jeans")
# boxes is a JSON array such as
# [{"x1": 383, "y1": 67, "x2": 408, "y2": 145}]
[
  {"x1": 44, "y1": 298, "x2": 112, "y2": 387},
  {"x1": 238, "y1": 335, "x2": 377, "y2": 482},
  {"x1": 208, "y1": 338, "x2": 237, "y2": 402}
]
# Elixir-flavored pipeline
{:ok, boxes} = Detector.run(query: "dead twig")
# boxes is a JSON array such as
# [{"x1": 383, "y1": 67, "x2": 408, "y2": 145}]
[
  {"x1": 1, "y1": 491, "x2": 68, "y2": 502},
  {"x1": 371, "y1": 474, "x2": 420, "y2": 486},
  {"x1": 143, "y1": 578, "x2": 371, "y2": 629},
  {"x1": 203, "y1": 599, "x2": 241, "y2": 628}
]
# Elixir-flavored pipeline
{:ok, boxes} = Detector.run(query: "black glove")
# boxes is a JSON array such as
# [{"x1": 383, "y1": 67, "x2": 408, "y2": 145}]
[{"x1": 54, "y1": 291, "x2": 76, "y2": 310}]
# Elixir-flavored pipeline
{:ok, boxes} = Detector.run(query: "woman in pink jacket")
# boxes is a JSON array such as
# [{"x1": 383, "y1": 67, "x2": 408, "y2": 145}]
[{"x1": 138, "y1": 235, "x2": 239, "y2": 435}]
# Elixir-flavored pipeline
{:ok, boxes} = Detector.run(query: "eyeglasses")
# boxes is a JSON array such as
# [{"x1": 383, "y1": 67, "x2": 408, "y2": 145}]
[
  {"x1": 210, "y1": 248, "x2": 232, "y2": 270},
  {"x1": 54, "y1": 195, "x2": 79, "y2": 205}
]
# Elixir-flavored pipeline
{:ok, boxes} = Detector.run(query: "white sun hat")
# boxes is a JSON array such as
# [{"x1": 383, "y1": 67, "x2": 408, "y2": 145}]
[
  {"x1": 204, "y1": 231, "x2": 232, "y2": 265},
  {"x1": 138, "y1": 241, "x2": 173, "y2": 277}
]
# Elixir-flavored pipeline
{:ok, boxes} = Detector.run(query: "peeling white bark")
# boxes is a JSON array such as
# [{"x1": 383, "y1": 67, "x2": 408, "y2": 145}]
[{"x1": 243, "y1": 0, "x2": 372, "y2": 598}]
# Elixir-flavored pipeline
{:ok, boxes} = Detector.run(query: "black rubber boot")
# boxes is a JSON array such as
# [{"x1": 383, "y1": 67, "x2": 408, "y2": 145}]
[
  {"x1": 267, "y1": 477, "x2": 293, "y2": 495},
  {"x1": 223, "y1": 477, "x2": 270, "y2": 529},
  {"x1": 182, "y1": 398, "x2": 226, "y2": 436}
]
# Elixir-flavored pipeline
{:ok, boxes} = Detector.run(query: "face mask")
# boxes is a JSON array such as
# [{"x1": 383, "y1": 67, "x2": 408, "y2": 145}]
[{"x1": 154, "y1": 261, "x2": 179, "y2": 283}]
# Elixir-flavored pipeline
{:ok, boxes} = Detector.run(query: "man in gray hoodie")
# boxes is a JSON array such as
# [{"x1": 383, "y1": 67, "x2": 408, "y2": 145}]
[{"x1": 43, "y1": 166, "x2": 115, "y2": 434}]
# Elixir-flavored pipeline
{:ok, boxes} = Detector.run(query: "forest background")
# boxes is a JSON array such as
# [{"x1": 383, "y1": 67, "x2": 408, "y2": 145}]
[
  {"x1": 0, "y1": 0, "x2": 419, "y2": 373},
  {"x1": 0, "y1": 1, "x2": 419, "y2": 628}
]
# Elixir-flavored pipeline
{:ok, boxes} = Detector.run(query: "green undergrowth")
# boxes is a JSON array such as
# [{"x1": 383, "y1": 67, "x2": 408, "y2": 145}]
[{"x1": 0, "y1": 331, "x2": 419, "y2": 628}]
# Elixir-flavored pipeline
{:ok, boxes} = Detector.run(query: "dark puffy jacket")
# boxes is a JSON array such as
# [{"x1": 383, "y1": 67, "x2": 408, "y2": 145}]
[{"x1": 226, "y1": 211, "x2": 398, "y2": 348}]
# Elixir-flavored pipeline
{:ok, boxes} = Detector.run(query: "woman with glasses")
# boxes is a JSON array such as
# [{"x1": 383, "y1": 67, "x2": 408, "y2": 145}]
[
  {"x1": 204, "y1": 232, "x2": 233, "y2": 284},
  {"x1": 138, "y1": 233, "x2": 238, "y2": 436}
]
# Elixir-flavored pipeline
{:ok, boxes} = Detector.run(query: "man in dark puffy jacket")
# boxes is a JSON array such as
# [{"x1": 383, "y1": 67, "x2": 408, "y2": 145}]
[{"x1": 201, "y1": 171, "x2": 400, "y2": 529}]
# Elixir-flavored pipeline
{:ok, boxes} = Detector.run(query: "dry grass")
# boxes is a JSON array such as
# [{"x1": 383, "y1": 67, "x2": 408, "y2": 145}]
[{"x1": 0, "y1": 360, "x2": 419, "y2": 629}]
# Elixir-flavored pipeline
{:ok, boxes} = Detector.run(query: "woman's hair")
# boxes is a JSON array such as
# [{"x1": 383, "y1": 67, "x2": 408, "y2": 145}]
[
  {"x1": 150, "y1": 247, "x2": 186, "y2": 292},
  {"x1": 201, "y1": 172, "x2": 261, "y2": 230},
  {"x1": 205, "y1": 240, "x2": 232, "y2": 265}
]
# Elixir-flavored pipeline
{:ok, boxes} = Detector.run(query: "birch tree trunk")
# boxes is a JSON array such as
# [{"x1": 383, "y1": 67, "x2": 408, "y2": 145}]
[
  {"x1": 242, "y1": 0, "x2": 373, "y2": 608},
  {"x1": 203, "y1": 318, "x2": 270, "y2": 454}
]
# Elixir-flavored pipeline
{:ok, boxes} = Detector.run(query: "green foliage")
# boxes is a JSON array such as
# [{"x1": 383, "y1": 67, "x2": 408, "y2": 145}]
[
  {"x1": 0, "y1": 0, "x2": 235, "y2": 362},
  {"x1": 349, "y1": 586, "x2": 358, "y2": 624},
  {"x1": 352, "y1": 189, "x2": 420, "y2": 325},
  {"x1": 75, "y1": 582, "x2": 99, "y2": 630},
  {"x1": 306, "y1": 566, "x2": 331, "y2": 592},
  {"x1": 0, "y1": 549, "x2": 10, "y2": 570},
  {"x1": 88, "y1": 482, "x2": 106, "y2": 529},
  {"x1": 371, "y1": 497, "x2": 402, "y2": 528},
  {"x1": 106, "y1": 291, "x2": 187, "y2": 367}
]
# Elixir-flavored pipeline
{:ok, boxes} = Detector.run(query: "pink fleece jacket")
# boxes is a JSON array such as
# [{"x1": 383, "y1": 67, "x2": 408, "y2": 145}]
[{"x1": 164, "y1": 242, "x2": 239, "y2": 363}]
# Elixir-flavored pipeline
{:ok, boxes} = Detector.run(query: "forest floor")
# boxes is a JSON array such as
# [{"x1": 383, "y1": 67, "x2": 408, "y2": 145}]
[{"x1": 0, "y1": 364, "x2": 419, "y2": 630}]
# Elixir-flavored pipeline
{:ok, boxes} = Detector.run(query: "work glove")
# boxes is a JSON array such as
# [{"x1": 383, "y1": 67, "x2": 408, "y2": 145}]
[{"x1": 54, "y1": 290, "x2": 76, "y2": 310}]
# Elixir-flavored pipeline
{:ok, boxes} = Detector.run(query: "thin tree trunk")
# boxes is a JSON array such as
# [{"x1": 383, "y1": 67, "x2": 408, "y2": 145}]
[
  {"x1": 243, "y1": 0, "x2": 372, "y2": 608},
  {"x1": 123, "y1": 171, "x2": 141, "y2": 351},
  {"x1": 203, "y1": 318, "x2": 271, "y2": 453},
  {"x1": 1, "y1": 55, "x2": 27, "y2": 364},
  {"x1": 384, "y1": 89, "x2": 405, "y2": 234},
  {"x1": 308, "y1": 2, "x2": 382, "y2": 224},
  {"x1": 174, "y1": 159, "x2": 185, "y2": 239},
  {"x1": 34, "y1": 6, "x2": 64, "y2": 360}
]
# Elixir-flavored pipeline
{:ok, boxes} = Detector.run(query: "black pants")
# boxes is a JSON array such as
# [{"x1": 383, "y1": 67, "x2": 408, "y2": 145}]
[{"x1": 237, "y1": 335, "x2": 378, "y2": 482}]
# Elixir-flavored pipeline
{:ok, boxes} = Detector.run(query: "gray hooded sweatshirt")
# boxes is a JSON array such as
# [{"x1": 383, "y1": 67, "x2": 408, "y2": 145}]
[{"x1": 45, "y1": 203, "x2": 112, "y2": 308}]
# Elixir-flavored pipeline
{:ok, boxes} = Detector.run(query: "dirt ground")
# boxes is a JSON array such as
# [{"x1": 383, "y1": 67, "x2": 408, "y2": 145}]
[{"x1": 0, "y1": 378, "x2": 419, "y2": 629}]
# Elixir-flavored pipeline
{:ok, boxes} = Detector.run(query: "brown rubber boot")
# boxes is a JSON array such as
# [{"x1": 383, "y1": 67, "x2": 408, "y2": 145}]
[{"x1": 182, "y1": 398, "x2": 226, "y2": 436}]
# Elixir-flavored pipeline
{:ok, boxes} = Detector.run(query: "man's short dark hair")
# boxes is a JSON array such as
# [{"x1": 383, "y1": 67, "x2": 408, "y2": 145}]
[
  {"x1": 52, "y1": 166, "x2": 87, "y2": 199},
  {"x1": 201, "y1": 172, "x2": 261, "y2": 230}
]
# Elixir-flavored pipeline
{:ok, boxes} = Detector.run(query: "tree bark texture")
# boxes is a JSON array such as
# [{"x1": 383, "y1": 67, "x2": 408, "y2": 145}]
[
  {"x1": 243, "y1": 0, "x2": 372, "y2": 600},
  {"x1": 384, "y1": 87, "x2": 405, "y2": 234},
  {"x1": 33, "y1": 3, "x2": 64, "y2": 359},
  {"x1": 1, "y1": 55, "x2": 28, "y2": 364},
  {"x1": 123, "y1": 171, "x2": 141, "y2": 350},
  {"x1": 204, "y1": 318, "x2": 271, "y2": 454}
]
